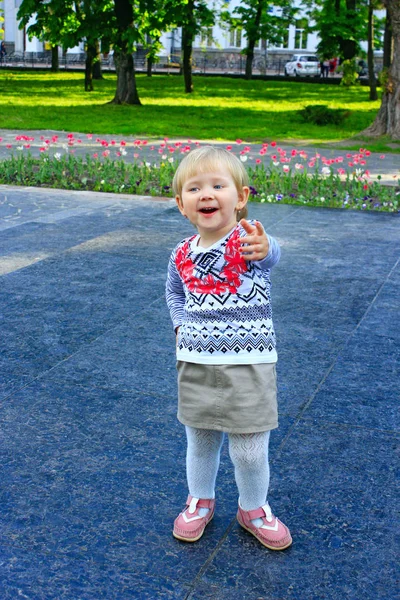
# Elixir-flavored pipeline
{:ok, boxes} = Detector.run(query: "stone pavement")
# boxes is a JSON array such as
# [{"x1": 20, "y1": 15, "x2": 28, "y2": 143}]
[{"x1": 0, "y1": 185, "x2": 399, "y2": 599}]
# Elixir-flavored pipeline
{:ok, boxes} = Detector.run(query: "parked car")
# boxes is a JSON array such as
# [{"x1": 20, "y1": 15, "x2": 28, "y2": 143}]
[{"x1": 284, "y1": 54, "x2": 320, "y2": 77}]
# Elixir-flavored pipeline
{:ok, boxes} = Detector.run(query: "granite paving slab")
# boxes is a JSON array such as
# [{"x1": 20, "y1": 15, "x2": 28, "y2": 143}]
[{"x1": 0, "y1": 186, "x2": 399, "y2": 599}]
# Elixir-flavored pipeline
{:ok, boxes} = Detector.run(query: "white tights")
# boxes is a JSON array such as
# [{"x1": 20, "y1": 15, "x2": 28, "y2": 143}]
[{"x1": 185, "y1": 426, "x2": 271, "y2": 511}]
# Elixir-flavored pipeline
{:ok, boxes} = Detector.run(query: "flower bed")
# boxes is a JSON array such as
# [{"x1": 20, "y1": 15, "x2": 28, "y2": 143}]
[{"x1": 0, "y1": 134, "x2": 398, "y2": 212}]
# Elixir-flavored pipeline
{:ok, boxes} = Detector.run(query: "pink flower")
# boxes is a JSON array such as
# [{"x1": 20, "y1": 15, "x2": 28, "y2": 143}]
[
  {"x1": 116, "y1": 151, "x2": 121, "y2": 157},
  {"x1": 134, "y1": 153, "x2": 139, "y2": 158},
  {"x1": 6, "y1": 144, "x2": 12, "y2": 149},
  {"x1": 337, "y1": 168, "x2": 346, "y2": 175},
  {"x1": 271, "y1": 141, "x2": 277, "y2": 147},
  {"x1": 120, "y1": 140, "x2": 126, "y2": 146},
  {"x1": 101, "y1": 140, "x2": 109, "y2": 147},
  {"x1": 363, "y1": 184, "x2": 368, "y2": 190},
  {"x1": 24, "y1": 144, "x2": 31, "y2": 149},
  {"x1": 39, "y1": 147, "x2": 46, "y2": 152},
  {"x1": 52, "y1": 135, "x2": 58, "y2": 143},
  {"x1": 226, "y1": 145, "x2": 232, "y2": 151},
  {"x1": 93, "y1": 153, "x2": 98, "y2": 158},
  {"x1": 102, "y1": 150, "x2": 110, "y2": 157},
  {"x1": 40, "y1": 136, "x2": 44, "y2": 141},
  {"x1": 111, "y1": 140, "x2": 116, "y2": 146},
  {"x1": 87, "y1": 134, "x2": 93, "y2": 139},
  {"x1": 271, "y1": 154, "x2": 277, "y2": 161},
  {"x1": 243, "y1": 146, "x2": 251, "y2": 152},
  {"x1": 256, "y1": 158, "x2": 262, "y2": 164},
  {"x1": 67, "y1": 133, "x2": 74, "y2": 139},
  {"x1": 348, "y1": 162, "x2": 354, "y2": 167},
  {"x1": 150, "y1": 146, "x2": 155, "y2": 150},
  {"x1": 259, "y1": 149, "x2": 266, "y2": 155},
  {"x1": 291, "y1": 149, "x2": 297, "y2": 156},
  {"x1": 365, "y1": 150, "x2": 371, "y2": 156},
  {"x1": 236, "y1": 139, "x2": 242, "y2": 144},
  {"x1": 379, "y1": 155, "x2": 385, "y2": 159},
  {"x1": 283, "y1": 165, "x2": 290, "y2": 173},
  {"x1": 262, "y1": 142, "x2": 269, "y2": 148}
]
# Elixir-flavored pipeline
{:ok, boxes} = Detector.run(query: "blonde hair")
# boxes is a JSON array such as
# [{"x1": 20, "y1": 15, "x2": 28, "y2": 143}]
[{"x1": 172, "y1": 146, "x2": 249, "y2": 220}]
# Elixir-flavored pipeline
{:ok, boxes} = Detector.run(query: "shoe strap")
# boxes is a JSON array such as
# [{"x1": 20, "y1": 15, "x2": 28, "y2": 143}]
[
  {"x1": 186, "y1": 495, "x2": 215, "y2": 512},
  {"x1": 242, "y1": 503, "x2": 274, "y2": 522}
]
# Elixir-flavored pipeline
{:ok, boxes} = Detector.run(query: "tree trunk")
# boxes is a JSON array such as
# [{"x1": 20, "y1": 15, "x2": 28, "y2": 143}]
[
  {"x1": 367, "y1": 0, "x2": 378, "y2": 100},
  {"x1": 245, "y1": 0, "x2": 263, "y2": 80},
  {"x1": 182, "y1": 25, "x2": 193, "y2": 93},
  {"x1": 341, "y1": 0, "x2": 357, "y2": 59},
  {"x1": 245, "y1": 40, "x2": 256, "y2": 80},
  {"x1": 111, "y1": 0, "x2": 141, "y2": 104},
  {"x1": 92, "y1": 39, "x2": 103, "y2": 80},
  {"x1": 110, "y1": 51, "x2": 141, "y2": 105},
  {"x1": 51, "y1": 45, "x2": 59, "y2": 72},
  {"x1": 383, "y1": 9, "x2": 393, "y2": 68},
  {"x1": 85, "y1": 44, "x2": 96, "y2": 91},
  {"x1": 363, "y1": 0, "x2": 400, "y2": 139},
  {"x1": 147, "y1": 54, "x2": 153, "y2": 77}
]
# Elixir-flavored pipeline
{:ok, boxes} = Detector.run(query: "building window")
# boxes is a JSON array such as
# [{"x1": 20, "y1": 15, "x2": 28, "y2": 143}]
[
  {"x1": 200, "y1": 27, "x2": 213, "y2": 47},
  {"x1": 229, "y1": 28, "x2": 242, "y2": 48},
  {"x1": 294, "y1": 19, "x2": 308, "y2": 50}
]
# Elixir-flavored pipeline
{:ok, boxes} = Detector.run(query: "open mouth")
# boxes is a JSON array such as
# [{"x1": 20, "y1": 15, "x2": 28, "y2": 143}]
[{"x1": 199, "y1": 207, "x2": 218, "y2": 214}]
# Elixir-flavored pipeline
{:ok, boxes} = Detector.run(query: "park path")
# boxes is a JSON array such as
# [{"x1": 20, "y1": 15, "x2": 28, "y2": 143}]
[{"x1": 0, "y1": 183, "x2": 399, "y2": 599}]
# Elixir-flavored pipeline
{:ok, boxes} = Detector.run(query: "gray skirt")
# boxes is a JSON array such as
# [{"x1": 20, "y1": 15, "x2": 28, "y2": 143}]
[{"x1": 177, "y1": 361, "x2": 278, "y2": 434}]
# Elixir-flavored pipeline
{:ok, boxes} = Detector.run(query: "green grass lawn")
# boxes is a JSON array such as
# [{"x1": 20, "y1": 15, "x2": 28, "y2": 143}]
[{"x1": 0, "y1": 70, "x2": 397, "y2": 152}]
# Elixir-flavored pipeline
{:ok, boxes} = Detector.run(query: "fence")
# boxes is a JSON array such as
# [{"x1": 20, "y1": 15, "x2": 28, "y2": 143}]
[{"x1": 0, "y1": 51, "x2": 299, "y2": 77}]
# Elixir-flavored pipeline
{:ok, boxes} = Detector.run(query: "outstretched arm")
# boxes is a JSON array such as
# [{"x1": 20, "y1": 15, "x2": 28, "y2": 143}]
[{"x1": 239, "y1": 219, "x2": 281, "y2": 268}]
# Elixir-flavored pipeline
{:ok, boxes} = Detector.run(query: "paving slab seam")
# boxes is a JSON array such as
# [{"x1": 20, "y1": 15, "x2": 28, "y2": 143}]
[
  {"x1": 0, "y1": 293, "x2": 166, "y2": 406},
  {"x1": 273, "y1": 253, "x2": 400, "y2": 459},
  {"x1": 183, "y1": 519, "x2": 237, "y2": 600}
]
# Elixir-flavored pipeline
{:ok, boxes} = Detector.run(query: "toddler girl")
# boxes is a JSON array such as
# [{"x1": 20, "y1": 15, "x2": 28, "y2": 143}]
[{"x1": 165, "y1": 146, "x2": 292, "y2": 550}]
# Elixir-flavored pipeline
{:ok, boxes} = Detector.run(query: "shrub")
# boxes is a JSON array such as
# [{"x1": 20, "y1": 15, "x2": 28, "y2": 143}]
[{"x1": 299, "y1": 104, "x2": 350, "y2": 126}]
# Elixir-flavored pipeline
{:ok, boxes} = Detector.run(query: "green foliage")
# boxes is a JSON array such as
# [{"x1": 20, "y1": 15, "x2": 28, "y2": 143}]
[
  {"x1": 305, "y1": 0, "x2": 368, "y2": 60},
  {"x1": 340, "y1": 59, "x2": 360, "y2": 86},
  {"x1": 299, "y1": 104, "x2": 350, "y2": 125},
  {"x1": 221, "y1": 0, "x2": 294, "y2": 55}
]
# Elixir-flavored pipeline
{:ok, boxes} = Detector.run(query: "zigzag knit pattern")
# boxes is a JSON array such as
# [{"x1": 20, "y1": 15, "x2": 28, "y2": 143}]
[{"x1": 166, "y1": 222, "x2": 280, "y2": 365}]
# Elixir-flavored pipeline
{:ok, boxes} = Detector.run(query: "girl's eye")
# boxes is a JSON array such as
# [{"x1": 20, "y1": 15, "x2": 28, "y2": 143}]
[
  {"x1": 214, "y1": 184, "x2": 223, "y2": 189},
  {"x1": 188, "y1": 187, "x2": 198, "y2": 192}
]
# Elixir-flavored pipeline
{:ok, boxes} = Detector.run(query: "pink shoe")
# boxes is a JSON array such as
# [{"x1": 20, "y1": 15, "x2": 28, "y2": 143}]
[
  {"x1": 173, "y1": 495, "x2": 215, "y2": 542},
  {"x1": 237, "y1": 502, "x2": 292, "y2": 551}
]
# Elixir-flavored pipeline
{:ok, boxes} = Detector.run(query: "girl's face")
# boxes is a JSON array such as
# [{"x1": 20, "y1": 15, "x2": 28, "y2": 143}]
[{"x1": 176, "y1": 167, "x2": 249, "y2": 247}]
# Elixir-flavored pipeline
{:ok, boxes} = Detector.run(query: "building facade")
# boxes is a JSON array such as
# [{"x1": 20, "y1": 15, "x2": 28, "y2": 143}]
[{"x1": 0, "y1": 0, "x2": 382, "y2": 65}]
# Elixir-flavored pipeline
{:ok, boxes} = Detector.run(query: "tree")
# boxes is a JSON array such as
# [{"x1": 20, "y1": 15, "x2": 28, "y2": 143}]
[
  {"x1": 367, "y1": 0, "x2": 378, "y2": 100},
  {"x1": 363, "y1": 0, "x2": 400, "y2": 139},
  {"x1": 178, "y1": 0, "x2": 215, "y2": 93},
  {"x1": 306, "y1": 0, "x2": 367, "y2": 61},
  {"x1": 222, "y1": 0, "x2": 294, "y2": 80},
  {"x1": 17, "y1": 0, "x2": 114, "y2": 89}
]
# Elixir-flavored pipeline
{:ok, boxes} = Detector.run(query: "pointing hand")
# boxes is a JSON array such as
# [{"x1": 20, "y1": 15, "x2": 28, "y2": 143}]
[{"x1": 239, "y1": 219, "x2": 269, "y2": 261}]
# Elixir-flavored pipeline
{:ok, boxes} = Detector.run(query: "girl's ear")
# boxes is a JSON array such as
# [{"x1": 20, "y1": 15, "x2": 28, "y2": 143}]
[
  {"x1": 176, "y1": 195, "x2": 186, "y2": 216},
  {"x1": 237, "y1": 186, "x2": 250, "y2": 210}
]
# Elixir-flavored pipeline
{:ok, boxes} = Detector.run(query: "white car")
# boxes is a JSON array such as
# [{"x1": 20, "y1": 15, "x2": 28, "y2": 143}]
[{"x1": 284, "y1": 54, "x2": 320, "y2": 77}]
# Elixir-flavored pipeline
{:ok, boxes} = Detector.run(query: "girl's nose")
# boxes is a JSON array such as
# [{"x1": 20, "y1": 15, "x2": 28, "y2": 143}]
[{"x1": 200, "y1": 186, "x2": 214, "y2": 199}]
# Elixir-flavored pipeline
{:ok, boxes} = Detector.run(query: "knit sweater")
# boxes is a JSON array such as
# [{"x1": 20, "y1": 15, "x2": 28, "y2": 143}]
[{"x1": 166, "y1": 221, "x2": 281, "y2": 365}]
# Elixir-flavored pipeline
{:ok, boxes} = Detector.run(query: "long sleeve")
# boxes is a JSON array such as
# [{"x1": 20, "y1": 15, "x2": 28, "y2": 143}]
[
  {"x1": 254, "y1": 234, "x2": 281, "y2": 270},
  {"x1": 165, "y1": 250, "x2": 186, "y2": 331}
]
